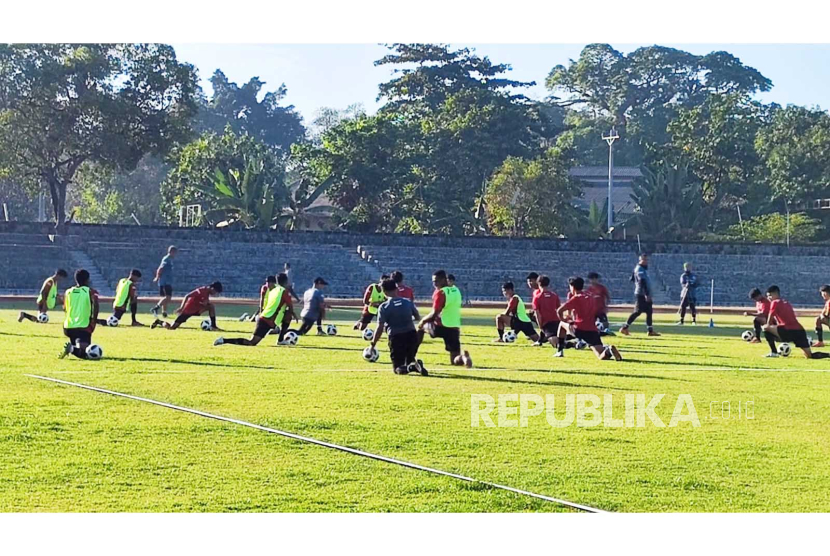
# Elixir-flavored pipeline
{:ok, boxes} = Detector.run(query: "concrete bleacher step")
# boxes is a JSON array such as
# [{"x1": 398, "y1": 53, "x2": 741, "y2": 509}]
[{"x1": 69, "y1": 249, "x2": 113, "y2": 296}]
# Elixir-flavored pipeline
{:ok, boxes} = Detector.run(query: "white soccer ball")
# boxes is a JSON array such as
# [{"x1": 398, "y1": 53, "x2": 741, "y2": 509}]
[
  {"x1": 37, "y1": 312, "x2": 49, "y2": 324},
  {"x1": 503, "y1": 330, "x2": 517, "y2": 343},
  {"x1": 107, "y1": 315, "x2": 120, "y2": 327},
  {"x1": 326, "y1": 324, "x2": 338, "y2": 336},
  {"x1": 778, "y1": 342, "x2": 792, "y2": 357},
  {"x1": 741, "y1": 330, "x2": 755, "y2": 342},
  {"x1": 85, "y1": 344, "x2": 103, "y2": 360},
  {"x1": 575, "y1": 339, "x2": 588, "y2": 350},
  {"x1": 362, "y1": 328, "x2": 375, "y2": 342},
  {"x1": 362, "y1": 346, "x2": 379, "y2": 362},
  {"x1": 284, "y1": 330, "x2": 299, "y2": 345},
  {"x1": 200, "y1": 318, "x2": 213, "y2": 331}
]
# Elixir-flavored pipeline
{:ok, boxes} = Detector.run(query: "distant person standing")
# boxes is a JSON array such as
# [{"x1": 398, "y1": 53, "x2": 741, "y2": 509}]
[
  {"x1": 151, "y1": 245, "x2": 177, "y2": 318},
  {"x1": 283, "y1": 262, "x2": 301, "y2": 303},
  {"x1": 620, "y1": 253, "x2": 660, "y2": 337},
  {"x1": 677, "y1": 262, "x2": 699, "y2": 325}
]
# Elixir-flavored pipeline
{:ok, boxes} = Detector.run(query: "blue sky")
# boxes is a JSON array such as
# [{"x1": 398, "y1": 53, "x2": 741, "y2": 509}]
[{"x1": 171, "y1": 44, "x2": 830, "y2": 125}]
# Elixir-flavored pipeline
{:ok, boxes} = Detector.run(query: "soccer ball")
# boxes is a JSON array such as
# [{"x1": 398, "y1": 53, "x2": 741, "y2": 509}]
[
  {"x1": 575, "y1": 339, "x2": 588, "y2": 350},
  {"x1": 284, "y1": 330, "x2": 299, "y2": 345},
  {"x1": 200, "y1": 318, "x2": 213, "y2": 331},
  {"x1": 326, "y1": 324, "x2": 338, "y2": 336},
  {"x1": 778, "y1": 342, "x2": 792, "y2": 357},
  {"x1": 37, "y1": 312, "x2": 49, "y2": 323},
  {"x1": 362, "y1": 346, "x2": 379, "y2": 363},
  {"x1": 107, "y1": 315, "x2": 120, "y2": 327},
  {"x1": 741, "y1": 330, "x2": 755, "y2": 342},
  {"x1": 503, "y1": 330, "x2": 517, "y2": 343},
  {"x1": 362, "y1": 328, "x2": 375, "y2": 342},
  {"x1": 85, "y1": 344, "x2": 103, "y2": 360}
]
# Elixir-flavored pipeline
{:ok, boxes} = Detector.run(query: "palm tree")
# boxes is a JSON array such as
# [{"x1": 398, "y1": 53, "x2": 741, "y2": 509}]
[{"x1": 630, "y1": 160, "x2": 705, "y2": 240}]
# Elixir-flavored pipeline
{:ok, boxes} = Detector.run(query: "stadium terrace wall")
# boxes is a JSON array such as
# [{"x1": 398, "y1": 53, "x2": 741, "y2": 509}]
[{"x1": 2, "y1": 221, "x2": 830, "y2": 256}]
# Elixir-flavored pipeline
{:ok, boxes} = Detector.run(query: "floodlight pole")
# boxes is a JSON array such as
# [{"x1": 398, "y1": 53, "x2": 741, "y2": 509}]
[{"x1": 602, "y1": 127, "x2": 620, "y2": 234}]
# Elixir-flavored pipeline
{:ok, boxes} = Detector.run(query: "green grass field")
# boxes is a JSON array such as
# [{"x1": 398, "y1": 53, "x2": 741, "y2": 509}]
[{"x1": 2, "y1": 301, "x2": 830, "y2": 512}]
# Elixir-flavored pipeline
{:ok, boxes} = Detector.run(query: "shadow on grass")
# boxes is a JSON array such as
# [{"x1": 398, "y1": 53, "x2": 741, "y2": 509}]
[
  {"x1": 0, "y1": 330, "x2": 57, "y2": 339},
  {"x1": 107, "y1": 356, "x2": 275, "y2": 371},
  {"x1": 467, "y1": 364, "x2": 684, "y2": 381},
  {"x1": 429, "y1": 371, "x2": 634, "y2": 390}
]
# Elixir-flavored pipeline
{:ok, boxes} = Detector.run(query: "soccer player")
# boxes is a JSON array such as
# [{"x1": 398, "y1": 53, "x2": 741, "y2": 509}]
[
  {"x1": 556, "y1": 276, "x2": 622, "y2": 361},
  {"x1": 151, "y1": 245, "x2": 177, "y2": 318},
  {"x1": 298, "y1": 277, "x2": 328, "y2": 336},
  {"x1": 98, "y1": 269, "x2": 144, "y2": 326},
  {"x1": 586, "y1": 271, "x2": 612, "y2": 335},
  {"x1": 418, "y1": 269, "x2": 473, "y2": 368},
  {"x1": 532, "y1": 275, "x2": 565, "y2": 354},
  {"x1": 495, "y1": 282, "x2": 540, "y2": 343},
  {"x1": 447, "y1": 274, "x2": 456, "y2": 288},
  {"x1": 18, "y1": 268, "x2": 68, "y2": 323},
  {"x1": 59, "y1": 269, "x2": 100, "y2": 359},
  {"x1": 214, "y1": 275, "x2": 293, "y2": 347},
  {"x1": 620, "y1": 254, "x2": 660, "y2": 337},
  {"x1": 813, "y1": 285, "x2": 830, "y2": 348},
  {"x1": 677, "y1": 262, "x2": 699, "y2": 325},
  {"x1": 743, "y1": 288, "x2": 769, "y2": 344},
  {"x1": 762, "y1": 285, "x2": 829, "y2": 359},
  {"x1": 371, "y1": 279, "x2": 425, "y2": 375},
  {"x1": 354, "y1": 274, "x2": 388, "y2": 331},
  {"x1": 391, "y1": 270, "x2": 414, "y2": 301},
  {"x1": 151, "y1": 282, "x2": 223, "y2": 331}
]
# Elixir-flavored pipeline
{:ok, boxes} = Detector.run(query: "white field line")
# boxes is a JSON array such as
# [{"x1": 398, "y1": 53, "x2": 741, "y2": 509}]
[{"x1": 26, "y1": 374, "x2": 605, "y2": 513}]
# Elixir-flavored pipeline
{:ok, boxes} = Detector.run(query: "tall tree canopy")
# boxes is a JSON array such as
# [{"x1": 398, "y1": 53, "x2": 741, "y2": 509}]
[
  {"x1": 196, "y1": 70, "x2": 306, "y2": 151},
  {"x1": 0, "y1": 43, "x2": 199, "y2": 225}
]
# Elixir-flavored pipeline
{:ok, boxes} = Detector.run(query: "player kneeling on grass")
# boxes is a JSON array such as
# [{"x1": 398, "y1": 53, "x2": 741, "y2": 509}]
[
  {"x1": 97, "y1": 269, "x2": 144, "y2": 327},
  {"x1": 762, "y1": 285, "x2": 829, "y2": 359},
  {"x1": 19, "y1": 268, "x2": 68, "y2": 324},
  {"x1": 555, "y1": 276, "x2": 622, "y2": 361},
  {"x1": 354, "y1": 274, "x2": 388, "y2": 331},
  {"x1": 215, "y1": 275, "x2": 294, "y2": 347},
  {"x1": 532, "y1": 275, "x2": 566, "y2": 354},
  {"x1": 298, "y1": 277, "x2": 328, "y2": 336},
  {"x1": 370, "y1": 279, "x2": 426, "y2": 375},
  {"x1": 495, "y1": 282, "x2": 540, "y2": 343},
  {"x1": 417, "y1": 269, "x2": 473, "y2": 368},
  {"x1": 151, "y1": 282, "x2": 223, "y2": 331},
  {"x1": 812, "y1": 285, "x2": 830, "y2": 348},
  {"x1": 59, "y1": 269, "x2": 100, "y2": 359},
  {"x1": 743, "y1": 288, "x2": 770, "y2": 344}
]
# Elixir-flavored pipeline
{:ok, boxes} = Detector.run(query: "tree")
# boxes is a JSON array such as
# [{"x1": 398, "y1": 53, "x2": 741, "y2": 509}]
[
  {"x1": 630, "y1": 159, "x2": 707, "y2": 240},
  {"x1": 755, "y1": 105, "x2": 830, "y2": 204},
  {"x1": 484, "y1": 151, "x2": 582, "y2": 237},
  {"x1": 162, "y1": 127, "x2": 287, "y2": 226},
  {"x1": 196, "y1": 70, "x2": 306, "y2": 152},
  {"x1": 719, "y1": 212, "x2": 821, "y2": 243},
  {"x1": 0, "y1": 44, "x2": 199, "y2": 226},
  {"x1": 308, "y1": 103, "x2": 365, "y2": 141}
]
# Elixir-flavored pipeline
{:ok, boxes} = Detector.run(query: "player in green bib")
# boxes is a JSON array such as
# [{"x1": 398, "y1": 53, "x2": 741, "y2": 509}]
[
  {"x1": 214, "y1": 274, "x2": 293, "y2": 347},
  {"x1": 354, "y1": 274, "x2": 389, "y2": 331},
  {"x1": 18, "y1": 268, "x2": 68, "y2": 323},
  {"x1": 97, "y1": 269, "x2": 144, "y2": 327},
  {"x1": 496, "y1": 281, "x2": 541, "y2": 343},
  {"x1": 418, "y1": 269, "x2": 473, "y2": 368},
  {"x1": 59, "y1": 269, "x2": 101, "y2": 359}
]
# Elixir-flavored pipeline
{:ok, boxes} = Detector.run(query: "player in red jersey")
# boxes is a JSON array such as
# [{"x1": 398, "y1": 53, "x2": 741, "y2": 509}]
[
  {"x1": 532, "y1": 275, "x2": 566, "y2": 354},
  {"x1": 586, "y1": 271, "x2": 613, "y2": 335},
  {"x1": 391, "y1": 270, "x2": 414, "y2": 302},
  {"x1": 151, "y1": 282, "x2": 223, "y2": 331},
  {"x1": 812, "y1": 285, "x2": 830, "y2": 348},
  {"x1": 762, "y1": 285, "x2": 829, "y2": 359},
  {"x1": 556, "y1": 276, "x2": 621, "y2": 361},
  {"x1": 743, "y1": 288, "x2": 770, "y2": 344}
]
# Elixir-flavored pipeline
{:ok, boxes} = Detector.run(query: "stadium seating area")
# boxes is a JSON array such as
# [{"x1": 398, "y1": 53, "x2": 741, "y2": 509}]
[{"x1": 0, "y1": 224, "x2": 827, "y2": 306}]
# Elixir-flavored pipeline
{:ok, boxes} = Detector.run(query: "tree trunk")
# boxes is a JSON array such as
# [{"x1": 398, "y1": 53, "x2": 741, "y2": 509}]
[{"x1": 47, "y1": 177, "x2": 66, "y2": 233}]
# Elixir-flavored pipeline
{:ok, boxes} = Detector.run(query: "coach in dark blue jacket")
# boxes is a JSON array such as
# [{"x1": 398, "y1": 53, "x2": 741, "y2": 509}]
[{"x1": 621, "y1": 254, "x2": 660, "y2": 336}]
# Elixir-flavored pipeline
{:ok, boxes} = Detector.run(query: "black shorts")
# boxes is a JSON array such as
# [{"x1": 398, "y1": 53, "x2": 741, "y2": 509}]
[
  {"x1": 360, "y1": 312, "x2": 376, "y2": 325},
  {"x1": 541, "y1": 321, "x2": 561, "y2": 338},
  {"x1": 511, "y1": 316, "x2": 537, "y2": 338},
  {"x1": 634, "y1": 296, "x2": 652, "y2": 313},
  {"x1": 254, "y1": 317, "x2": 276, "y2": 338},
  {"x1": 389, "y1": 330, "x2": 420, "y2": 369},
  {"x1": 434, "y1": 325, "x2": 461, "y2": 353},
  {"x1": 777, "y1": 327, "x2": 810, "y2": 349},
  {"x1": 574, "y1": 329, "x2": 602, "y2": 347},
  {"x1": 174, "y1": 312, "x2": 199, "y2": 326},
  {"x1": 159, "y1": 285, "x2": 173, "y2": 297},
  {"x1": 64, "y1": 328, "x2": 92, "y2": 345}
]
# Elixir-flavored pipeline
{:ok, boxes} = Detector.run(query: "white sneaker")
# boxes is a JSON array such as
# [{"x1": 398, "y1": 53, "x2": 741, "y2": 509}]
[
  {"x1": 764, "y1": 352, "x2": 779, "y2": 358},
  {"x1": 553, "y1": 351, "x2": 564, "y2": 358},
  {"x1": 213, "y1": 336, "x2": 225, "y2": 346},
  {"x1": 278, "y1": 340, "x2": 292, "y2": 346},
  {"x1": 150, "y1": 306, "x2": 159, "y2": 318},
  {"x1": 238, "y1": 313, "x2": 248, "y2": 321}
]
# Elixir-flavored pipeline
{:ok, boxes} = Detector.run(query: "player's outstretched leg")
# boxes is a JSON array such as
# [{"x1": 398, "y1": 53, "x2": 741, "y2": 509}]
[{"x1": 18, "y1": 312, "x2": 38, "y2": 323}]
